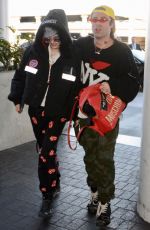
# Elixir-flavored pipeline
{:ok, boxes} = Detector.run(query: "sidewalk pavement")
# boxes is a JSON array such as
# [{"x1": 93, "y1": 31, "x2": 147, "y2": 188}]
[{"x1": 0, "y1": 134, "x2": 150, "y2": 230}]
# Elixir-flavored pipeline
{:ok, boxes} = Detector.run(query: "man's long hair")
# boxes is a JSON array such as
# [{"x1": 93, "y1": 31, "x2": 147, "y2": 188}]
[{"x1": 110, "y1": 18, "x2": 115, "y2": 39}]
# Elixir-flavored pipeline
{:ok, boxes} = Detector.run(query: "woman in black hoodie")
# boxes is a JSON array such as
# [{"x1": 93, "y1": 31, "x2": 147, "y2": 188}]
[{"x1": 8, "y1": 9, "x2": 81, "y2": 217}]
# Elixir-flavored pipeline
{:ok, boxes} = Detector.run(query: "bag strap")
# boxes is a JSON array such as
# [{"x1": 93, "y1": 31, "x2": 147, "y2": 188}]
[
  {"x1": 100, "y1": 92, "x2": 108, "y2": 110},
  {"x1": 67, "y1": 97, "x2": 79, "y2": 150},
  {"x1": 67, "y1": 95, "x2": 93, "y2": 150}
]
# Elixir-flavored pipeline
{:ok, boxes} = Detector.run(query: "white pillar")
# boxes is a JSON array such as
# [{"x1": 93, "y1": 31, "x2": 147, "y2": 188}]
[
  {"x1": 137, "y1": 0, "x2": 150, "y2": 223},
  {"x1": 0, "y1": 0, "x2": 9, "y2": 40}
]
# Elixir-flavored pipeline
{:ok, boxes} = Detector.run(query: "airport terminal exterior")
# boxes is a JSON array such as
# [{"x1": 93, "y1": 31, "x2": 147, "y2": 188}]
[{"x1": 0, "y1": 0, "x2": 147, "y2": 49}]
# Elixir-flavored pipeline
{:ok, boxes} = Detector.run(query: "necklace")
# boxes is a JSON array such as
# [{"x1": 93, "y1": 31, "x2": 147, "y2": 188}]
[
  {"x1": 94, "y1": 39, "x2": 113, "y2": 55},
  {"x1": 95, "y1": 47, "x2": 103, "y2": 55}
]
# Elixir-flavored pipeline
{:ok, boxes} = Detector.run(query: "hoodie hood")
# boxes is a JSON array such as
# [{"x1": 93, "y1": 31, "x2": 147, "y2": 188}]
[{"x1": 34, "y1": 9, "x2": 72, "y2": 50}]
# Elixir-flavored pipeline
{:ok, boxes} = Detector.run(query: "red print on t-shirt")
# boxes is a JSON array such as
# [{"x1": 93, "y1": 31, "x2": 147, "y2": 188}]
[{"x1": 91, "y1": 61, "x2": 111, "y2": 71}]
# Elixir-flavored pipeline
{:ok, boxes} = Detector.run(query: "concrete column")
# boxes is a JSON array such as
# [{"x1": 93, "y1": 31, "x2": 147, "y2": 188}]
[
  {"x1": 137, "y1": 1, "x2": 150, "y2": 223},
  {"x1": 128, "y1": 16, "x2": 135, "y2": 44},
  {"x1": 80, "y1": 14, "x2": 89, "y2": 37},
  {"x1": 0, "y1": 0, "x2": 9, "y2": 40},
  {"x1": 35, "y1": 16, "x2": 41, "y2": 25}
]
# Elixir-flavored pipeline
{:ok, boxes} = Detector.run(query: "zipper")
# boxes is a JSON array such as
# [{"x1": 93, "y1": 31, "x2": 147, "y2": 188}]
[
  {"x1": 47, "y1": 63, "x2": 51, "y2": 84},
  {"x1": 47, "y1": 44, "x2": 52, "y2": 84},
  {"x1": 40, "y1": 60, "x2": 51, "y2": 106}
]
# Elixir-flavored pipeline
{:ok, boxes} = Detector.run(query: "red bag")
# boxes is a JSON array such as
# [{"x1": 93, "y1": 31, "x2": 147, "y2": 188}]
[
  {"x1": 67, "y1": 83, "x2": 126, "y2": 150},
  {"x1": 78, "y1": 83, "x2": 126, "y2": 136}
]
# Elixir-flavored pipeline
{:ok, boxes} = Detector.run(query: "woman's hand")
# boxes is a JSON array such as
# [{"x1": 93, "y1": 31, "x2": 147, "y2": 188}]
[
  {"x1": 15, "y1": 104, "x2": 23, "y2": 113},
  {"x1": 100, "y1": 82, "x2": 111, "y2": 94}
]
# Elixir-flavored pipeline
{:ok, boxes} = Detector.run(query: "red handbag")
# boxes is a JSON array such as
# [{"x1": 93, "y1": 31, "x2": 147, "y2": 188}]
[
  {"x1": 78, "y1": 83, "x2": 126, "y2": 136},
  {"x1": 68, "y1": 83, "x2": 126, "y2": 150}
]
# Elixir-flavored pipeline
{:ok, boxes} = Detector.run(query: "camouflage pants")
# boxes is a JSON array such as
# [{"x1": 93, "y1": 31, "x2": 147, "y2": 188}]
[{"x1": 75, "y1": 119, "x2": 119, "y2": 203}]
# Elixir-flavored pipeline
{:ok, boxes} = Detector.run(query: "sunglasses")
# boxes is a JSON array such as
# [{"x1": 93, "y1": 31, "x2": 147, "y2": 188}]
[
  {"x1": 43, "y1": 36, "x2": 61, "y2": 44},
  {"x1": 88, "y1": 17, "x2": 110, "y2": 23}
]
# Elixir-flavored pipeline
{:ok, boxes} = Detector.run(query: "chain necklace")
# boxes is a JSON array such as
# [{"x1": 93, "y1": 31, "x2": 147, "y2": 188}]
[
  {"x1": 94, "y1": 39, "x2": 114, "y2": 55},
  {"x1": 95, "y1": 47, "x2": 103, "y2": 55}
]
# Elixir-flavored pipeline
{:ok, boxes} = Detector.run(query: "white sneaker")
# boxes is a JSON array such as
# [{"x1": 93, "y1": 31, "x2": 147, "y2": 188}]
[
  {"x1": 96, "y1": 202, "x2": 111, "y2": 226},
  {"x1": 87, "y1": 191, "x2": 99, "y2": 214}
]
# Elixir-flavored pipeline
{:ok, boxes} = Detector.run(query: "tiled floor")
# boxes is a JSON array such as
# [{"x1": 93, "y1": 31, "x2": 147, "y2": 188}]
[
  {"x1": 1, "y1": 92, "x2": 149, "y2": 229},
  {"x1": 0, "y1": 135, "x2": 150, "y2": 230}
]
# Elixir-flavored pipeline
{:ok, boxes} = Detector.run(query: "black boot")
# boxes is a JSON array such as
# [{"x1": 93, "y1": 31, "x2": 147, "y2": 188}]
[{"x1": 39, "y1": 195, "x2": 52, "y2": 218}]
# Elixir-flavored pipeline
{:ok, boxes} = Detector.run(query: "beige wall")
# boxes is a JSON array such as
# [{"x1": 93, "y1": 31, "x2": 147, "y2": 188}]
[{"x1": 0, "y1": 71, "x2": 34, "y2": 151}]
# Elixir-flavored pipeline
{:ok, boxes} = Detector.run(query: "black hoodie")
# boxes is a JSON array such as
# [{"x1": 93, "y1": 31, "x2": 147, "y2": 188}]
[
  {"x1": 8, "y1": 9, "x2": 82, "y2": 119},
  {"x1": 34, "y1": 9, "x2": 72, "y2": 56}
]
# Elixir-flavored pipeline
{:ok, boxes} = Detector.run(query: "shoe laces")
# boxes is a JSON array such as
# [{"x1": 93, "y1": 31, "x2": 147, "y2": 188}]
[
  {"x1": 91, "y1": 191, "x2": 98, "y2": 204},
  {"x1": 96, "y1": 202, "x2": 109, "y2": 217}
]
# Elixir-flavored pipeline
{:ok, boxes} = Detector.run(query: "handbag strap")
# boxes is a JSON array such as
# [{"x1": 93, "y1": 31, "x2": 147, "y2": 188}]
[{"x1": 67, "y1": 97, "x2": 79, "y2": 150}]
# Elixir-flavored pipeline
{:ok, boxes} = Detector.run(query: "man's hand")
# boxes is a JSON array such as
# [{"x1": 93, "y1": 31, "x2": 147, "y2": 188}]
[
  {"x1": 100, "y1": 82, "x2": 111, "y2": 94},
  {"x1": 15, "y1": 104, "x2": 23, "y2": 113}
]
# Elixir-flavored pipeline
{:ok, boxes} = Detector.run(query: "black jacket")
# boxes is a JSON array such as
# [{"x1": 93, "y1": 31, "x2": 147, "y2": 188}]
[
  {"x1": 129, "y1": 43, "x2": 141, "y2": 50},
  {"x1": 8, "y1": 9, "x2": 82, "y2": 119}
]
